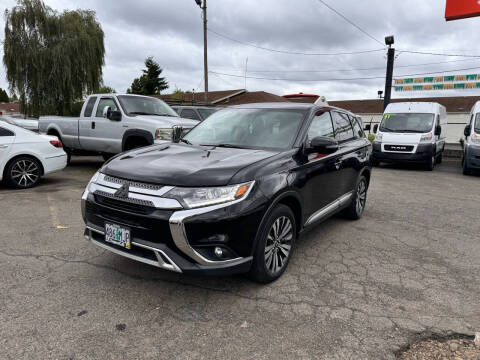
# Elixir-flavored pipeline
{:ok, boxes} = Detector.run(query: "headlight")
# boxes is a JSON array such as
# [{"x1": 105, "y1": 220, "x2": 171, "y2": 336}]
[
  {"x1": 374, "y1": 133, "x2": 383, "y2": 143},
  {"x1": 82, "y1": 171, "x2": 100, "y2": 200},
  {"x1": 420, "y1": 132, "x2": 433, "y2": 142},
  {"x1": 155, "y1": 128, "x2": 173, "y2": 140},
  {"x1": 164, "y1": 181, "x2": 254, "y2": 209},
  {"x1": 471, "y1": 134, "x2": 480, "y2": 145}
]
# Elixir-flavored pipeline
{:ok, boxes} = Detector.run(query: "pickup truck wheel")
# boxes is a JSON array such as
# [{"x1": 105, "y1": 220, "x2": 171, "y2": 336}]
[
  {"x1": 123, "y1": 136, "x2": 151, "y2": 151},
  {"x1": 102, "y1": 153, "x2": 114, "y2": 161},
  {"x1": 5, "y1": 156, "x2": 42, "y2": 189},
  {"x1": 249, "y1": 204, "x2": 296, "y2": 284}
]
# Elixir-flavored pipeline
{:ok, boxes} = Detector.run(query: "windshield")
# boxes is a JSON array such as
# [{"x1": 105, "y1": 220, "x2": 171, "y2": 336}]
[
  {"x1": 183, "y1": 108, "x2": 307, "y2": 150},
  {"x1": 380, "y1": 113, "x2": 434, "y2": 133},
  {"x1": 475, "y1": 113, "x2": 480, "y2": 133},
  {"x1": 198, "y1": 108, "x2": 217, "y2": 119},
  {"x1": 117, "y1": 95, "x2": 178, "y2": 117}
]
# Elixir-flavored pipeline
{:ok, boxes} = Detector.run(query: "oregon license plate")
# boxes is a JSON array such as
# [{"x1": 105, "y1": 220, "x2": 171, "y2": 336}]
[{"x1": 105, "y1": 223, "x2": 131, "y2": 249}]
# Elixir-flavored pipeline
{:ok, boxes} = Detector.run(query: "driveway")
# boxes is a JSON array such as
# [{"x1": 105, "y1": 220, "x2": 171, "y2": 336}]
[{"x1": 1, "y1": 157, "x2": 479, "y2": 359}]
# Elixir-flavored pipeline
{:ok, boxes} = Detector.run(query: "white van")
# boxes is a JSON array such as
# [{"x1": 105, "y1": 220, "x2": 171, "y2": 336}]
[
  {"x1": 462, "y1": 101, "x2": 480, "y2": 175},
  {"x1": 371, "y1": 102, "x2": 447, "y2": 170}
]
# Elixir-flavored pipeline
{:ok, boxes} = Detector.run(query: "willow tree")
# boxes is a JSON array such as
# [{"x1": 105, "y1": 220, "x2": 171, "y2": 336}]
[{"x1": 3, "y1": 0, "x2": 105, "y2": 117}]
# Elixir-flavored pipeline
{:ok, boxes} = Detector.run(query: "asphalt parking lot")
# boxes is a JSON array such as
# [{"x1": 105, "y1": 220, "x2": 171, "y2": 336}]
[{"x1": 1, "y1": 157, "x2": 479, "y2": 360}]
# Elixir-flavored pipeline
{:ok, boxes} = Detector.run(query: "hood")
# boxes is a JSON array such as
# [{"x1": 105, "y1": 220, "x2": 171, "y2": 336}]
[
  {"x1": 101, "y1": 143, "x2": 278, "y2": 186},
  {"x1": 133, "y1": 115, "x2": 199, "y2": 128},
  {"x1": 381, "y1": 132, "x2": 423, "y2": 144}
]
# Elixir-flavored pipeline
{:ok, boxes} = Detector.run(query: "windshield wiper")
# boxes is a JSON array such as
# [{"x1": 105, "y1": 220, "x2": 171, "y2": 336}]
[
  {"x1": 180, "y1": 138, "x2": 192, "y2": 145},
  {"x1": 199, "y1": 143, "x2": 246, "y2": 149},
  {"x1": 129, "y1": 112, "x2": 152, "y2": 116},
  {"x1": 379, "y1": 127, "x2": 395, "y2": 132},
  {"x1": 395, "y1": 129, "x2": 423, "y2": 133}
]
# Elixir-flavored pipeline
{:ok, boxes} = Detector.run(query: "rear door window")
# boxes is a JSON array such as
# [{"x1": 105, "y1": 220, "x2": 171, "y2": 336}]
[
  {"x1": 96, "y1": 98, "x2": 118, "y2": 117},
  {"x1": 83, "y1": 97, "x2": 97, "y2": 117},
  {"x1": 307, "y1": 112, "x2": 335, "y2": 140},
  {"x1": 0, "y1": 126, "x2": 14, "y2": 136},
  {"x1": 332, "y1": 112, "x2": 355, "y2": 142}
]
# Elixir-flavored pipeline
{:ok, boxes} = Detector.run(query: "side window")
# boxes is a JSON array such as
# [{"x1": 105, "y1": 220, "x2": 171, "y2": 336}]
[
  {"x1": 350, "y1": 116, "x2": 364, "y2": 138},
  {"x1": 83, "y1": 97, "x2": 97, "y2": 118},
  {"x1": 96, "y1": 98, "x2": 118, "y2": 117},
  {"x1": 307, "y1": 112, "x2": 334, "y2": 140},
  {"x1": 0, "y1": 127, "x2": 14, "y2": 136},
  {"x1": 475, "y1": 113, "x2": 480, "y2": 133},
  {"x1": 332, "y1": 112, "x2": 355, "y2": 142},
  {"x1": 180, "y1": 109, "x2": 201, "y2": 121}
]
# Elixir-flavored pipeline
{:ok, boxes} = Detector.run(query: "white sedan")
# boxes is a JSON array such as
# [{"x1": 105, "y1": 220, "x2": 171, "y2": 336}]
[{"x1": 0, "y1": 121, "x2": 67, "y2": 188}]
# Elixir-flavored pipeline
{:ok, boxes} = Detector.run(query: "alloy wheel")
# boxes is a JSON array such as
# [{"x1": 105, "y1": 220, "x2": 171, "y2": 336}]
[
  {"x1": 356, "y1": 179, "x2": 367, "y2": 215},
  {"x1": 264, "y1": 216, "x2": 293, "y2": 274},
  {"x1": 10, "y1": 159, "x2": 40, "y2": 187}
]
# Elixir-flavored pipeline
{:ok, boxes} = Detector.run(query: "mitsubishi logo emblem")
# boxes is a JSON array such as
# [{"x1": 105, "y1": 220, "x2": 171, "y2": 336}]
[{"x1": 114, "y1": 183, "x2": 129, "y2": 199}]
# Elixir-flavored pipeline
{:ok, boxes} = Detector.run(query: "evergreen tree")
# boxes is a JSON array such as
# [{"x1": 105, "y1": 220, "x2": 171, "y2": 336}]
[
  {"x1": 3, "y1": 0, "x2": 105, "y2": 117},
  {"x1": 0, "y1": 88, "x2": 9, "y2": 102},
  {"x1": 127, "y1": 57, "x2": 168, "y2": 95}
]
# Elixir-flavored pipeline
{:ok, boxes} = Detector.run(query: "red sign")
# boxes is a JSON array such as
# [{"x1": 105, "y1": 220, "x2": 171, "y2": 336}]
[{"x1": 446, "y1": 0, "x2": 480, "y2": 21}]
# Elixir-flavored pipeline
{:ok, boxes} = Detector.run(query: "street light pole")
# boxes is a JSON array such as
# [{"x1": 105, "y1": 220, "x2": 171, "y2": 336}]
[
  {"x1": 383, "y1": 35, "x2": 395, "y2": 111},
  {"x1": 202, "y1": 0, "x2": 208, "y2": 103}
]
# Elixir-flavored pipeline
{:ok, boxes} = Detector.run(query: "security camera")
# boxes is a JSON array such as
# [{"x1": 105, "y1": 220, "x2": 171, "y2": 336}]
[{"x1": 385, "y1": 36, "x2": 394, "y2": 46}]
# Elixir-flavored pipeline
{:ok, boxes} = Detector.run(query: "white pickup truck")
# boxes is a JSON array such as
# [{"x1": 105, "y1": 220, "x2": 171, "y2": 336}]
[{"x1": 39, "y1": 94, "x2": 198, "y2": 160}]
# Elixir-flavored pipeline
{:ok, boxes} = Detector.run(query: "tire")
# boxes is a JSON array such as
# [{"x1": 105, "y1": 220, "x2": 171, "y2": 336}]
[
  {"x1": 426, "y1": 155, "x2": 435, "y2": 171},
  {"x1": 463, "y1": 157, "x2": 471, "y2": 175},
  {"x1": 249, "y1": 204, "x2": 297, "y2": 284},
  {"x1": 343, "y1": 175, "x2": 368, "y2": 220},
  {"x1": 4, "y1": 156, "x2": 42, "y2": 189},
  {"x1": 102, "y1": 153, "x2": 114, "y2": 161},
  {"x1": 437, "y1": 153, "x2": 443, "y2": 164},
  {"x1": 370, "y1": 159, "x2": 380, "y2": 167}
]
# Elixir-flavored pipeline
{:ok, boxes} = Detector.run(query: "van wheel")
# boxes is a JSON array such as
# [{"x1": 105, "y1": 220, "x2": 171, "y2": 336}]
[
  {"x1": 437, "y1": 153, "x2": 443, "y2": 164},
  {"x1": 343, "y1": 176, "x2": 368, "y2": 220},
  {"x1": 463, "y1": 158, "x2": 471, "y2": 175},
  {"x1": 249, "y1": 204, "x2": 296, "y2": 284},
  {"x1": 370, "y1": 159, "x2": 380, "y2": 167},
  {"x1": 426, "y1": 155, "x2": 435, "y2": 171}
]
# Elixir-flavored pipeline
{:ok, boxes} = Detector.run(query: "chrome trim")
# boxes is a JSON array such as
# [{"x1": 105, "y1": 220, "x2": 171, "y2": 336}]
[
  {"x1": 85, "y1": 228, "x2": 182, "y2": 273},
  {"x1": 97, "y1": 173, "x2": 174, "y2": 197},
  {"x1": 169, "y1": 181, "x2": 255, "y2": 266},
  {"x1": 305, "y1": 191, "x2": 353, "y2": 226},
  {"x1": 89, "y1": 182, "x2": 182, "y2": 209}
]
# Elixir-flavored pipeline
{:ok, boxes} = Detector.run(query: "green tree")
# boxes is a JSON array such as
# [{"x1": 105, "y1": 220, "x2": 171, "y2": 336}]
[
  {"x1": 9, "y1": 92, "x2": 18, "y2": 102},
  {"x1": 127, "y1": 57, "x2": 168, "y2": 95},
  {"x1": 95, "y1": 85, "x2": 116, "y2": 94},
  {"x1": 3, "y1": 0, "x2": 105, "y2": 117},
  {"x1": 0, "y1": 88, "x2": 9, "y2": 102}
]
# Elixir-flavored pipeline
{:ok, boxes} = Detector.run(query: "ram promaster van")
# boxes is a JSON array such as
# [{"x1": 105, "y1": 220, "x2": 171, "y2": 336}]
[
  {"x1": 463, "y1": 101, "x2": 480, "y2": 175},
  {"x1": 371, "y1": 102, "x2": 447, "y2": 170}
]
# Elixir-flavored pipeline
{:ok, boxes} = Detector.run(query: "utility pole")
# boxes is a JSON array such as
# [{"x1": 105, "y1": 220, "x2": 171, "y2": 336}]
[
  {"x1": 244, "y1": 57, "x2": 248, "y2": 90},
  {"x1": 383, "y1": 35, "x2": 395, "y2": 111},
  {"x1": 195, "y1": 0, "x2": 208, "y2": 103}
]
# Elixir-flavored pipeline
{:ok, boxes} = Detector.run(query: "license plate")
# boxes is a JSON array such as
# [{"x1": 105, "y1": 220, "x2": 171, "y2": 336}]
[{"x1": 105, "y1": 223, "x2": 131, "y2": 249}]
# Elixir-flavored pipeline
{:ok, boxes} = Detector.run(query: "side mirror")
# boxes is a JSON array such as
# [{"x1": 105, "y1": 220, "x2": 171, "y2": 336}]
[
  {"x1": 373, "y1": 124, "x2": 379, "y2": 133},
  {"x1": 305, "y1": 136, "x2": 339, "y2": 155},
  {"x1": 464, "y1": 124, "x2": 471, "y2": 137},
  {"x1": 364, "y1": 124, "x2": 371, "y2": 131},
  {"x1": 103, "y1": 106, "x2": 122, "y2": 121},
  {"x1": 435, "y1": 125, "x2": 442, "y2": 136},
  {"x1": 172, "y1": 125, "x2": 183, "y2": 143}
]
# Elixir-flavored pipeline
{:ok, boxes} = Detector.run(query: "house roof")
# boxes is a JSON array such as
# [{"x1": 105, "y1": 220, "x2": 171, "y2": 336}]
[
  {"x1": 155, "y1": 89, "x2": 246, "y2": 104},
  {"x1": 329, "y1": 96, "x2": 480, "y2": 114},
  {"x1": 0, "y1": 102, "x2": 20, "y2": 113}
]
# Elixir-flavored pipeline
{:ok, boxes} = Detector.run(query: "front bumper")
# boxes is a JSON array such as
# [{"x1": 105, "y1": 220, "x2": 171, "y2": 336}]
[
  {"x1": 372, "y1": 143, "x2": 434, "y2": 163},
  {"x1": 465, "y1": 144, "x2": 480, "y2": 169},
  {"x1": 81, "y1": 174, "x2": 267, "y2": 275}
]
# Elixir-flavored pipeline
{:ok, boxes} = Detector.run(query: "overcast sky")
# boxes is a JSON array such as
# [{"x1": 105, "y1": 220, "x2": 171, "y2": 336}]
[{"x1": 1, "y1": 0, "x2": 480, "y2": 100}]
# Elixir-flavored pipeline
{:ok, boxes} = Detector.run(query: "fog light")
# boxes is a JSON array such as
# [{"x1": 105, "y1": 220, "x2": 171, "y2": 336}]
[{"x1": 214, "y1": 247, "x2": 223, "y2": 258}]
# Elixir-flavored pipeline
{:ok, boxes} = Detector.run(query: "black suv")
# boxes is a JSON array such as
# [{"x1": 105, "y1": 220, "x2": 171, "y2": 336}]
[{"x1": 82, "y1": 103, "x2": 372, "y2": 283}]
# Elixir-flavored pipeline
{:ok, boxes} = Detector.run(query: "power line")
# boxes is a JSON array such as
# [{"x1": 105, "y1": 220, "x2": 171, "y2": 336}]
[
  {"x1": 210, "y1": 58, "x2": 477, "y2": 74},
  {"x1": 315, "y1": 0, "x2": 384, "y2": 46},
  {"x1": 210, "y1": 66, "x2": 480, "y2": 82},
  {"x1": 399, "y1": 50, "x2": 480, "y2": 58},
  {"x1": 207, "y1": 28, "x2": 385, "y2": 56}
]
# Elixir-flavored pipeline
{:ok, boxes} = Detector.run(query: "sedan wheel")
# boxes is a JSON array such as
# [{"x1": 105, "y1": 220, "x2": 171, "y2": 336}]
[{"x1": 6, "y1": 157, "x2": 42, "y2": 188}]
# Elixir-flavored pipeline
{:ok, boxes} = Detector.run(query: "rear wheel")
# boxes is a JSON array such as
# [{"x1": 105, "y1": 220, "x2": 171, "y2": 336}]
[
  {"x1": 249, "y1": 204, "x2": 296, "y2": 283},
  {"x1": 102, "y1": 153, "x2": 114, "y2": 161},
  {"x1": 5, "y1": 156, "x2": 42, "y2": 189},
  {"x1": 343, "y1": 175, "x2": 368, "y2": 220}
]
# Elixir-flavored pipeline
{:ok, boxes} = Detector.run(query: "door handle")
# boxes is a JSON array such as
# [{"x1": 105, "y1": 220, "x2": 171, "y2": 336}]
[
  {"x1": 0, "y1": 144, "x2": 8, "y2": 149},
  {"x1": 91, "y1": 121, "x2": 95, "y2": 129}
]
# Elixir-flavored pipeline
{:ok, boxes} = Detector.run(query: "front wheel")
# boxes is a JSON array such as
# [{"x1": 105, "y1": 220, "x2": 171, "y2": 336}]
[
  {"x1": 249, "y1": 204, "x2": 296, "y2": 283},
  {"x1": 463, "y1": 157, "x2": 471, "y2": 175},
  {"x1": 426, "y1": 155, "x2": 435, "y2": 171},
  {"x1": 5, "y1": 157, "x2": 42, "y2": 189}
]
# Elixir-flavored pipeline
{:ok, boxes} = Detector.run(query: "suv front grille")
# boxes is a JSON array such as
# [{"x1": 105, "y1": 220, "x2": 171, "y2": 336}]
[
  {"x1": 102, "y1": 175, "x2": 164, "y2": 191},
  {"x1": 94, "y1": 192, "x2": 155, "y2": 215}
]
